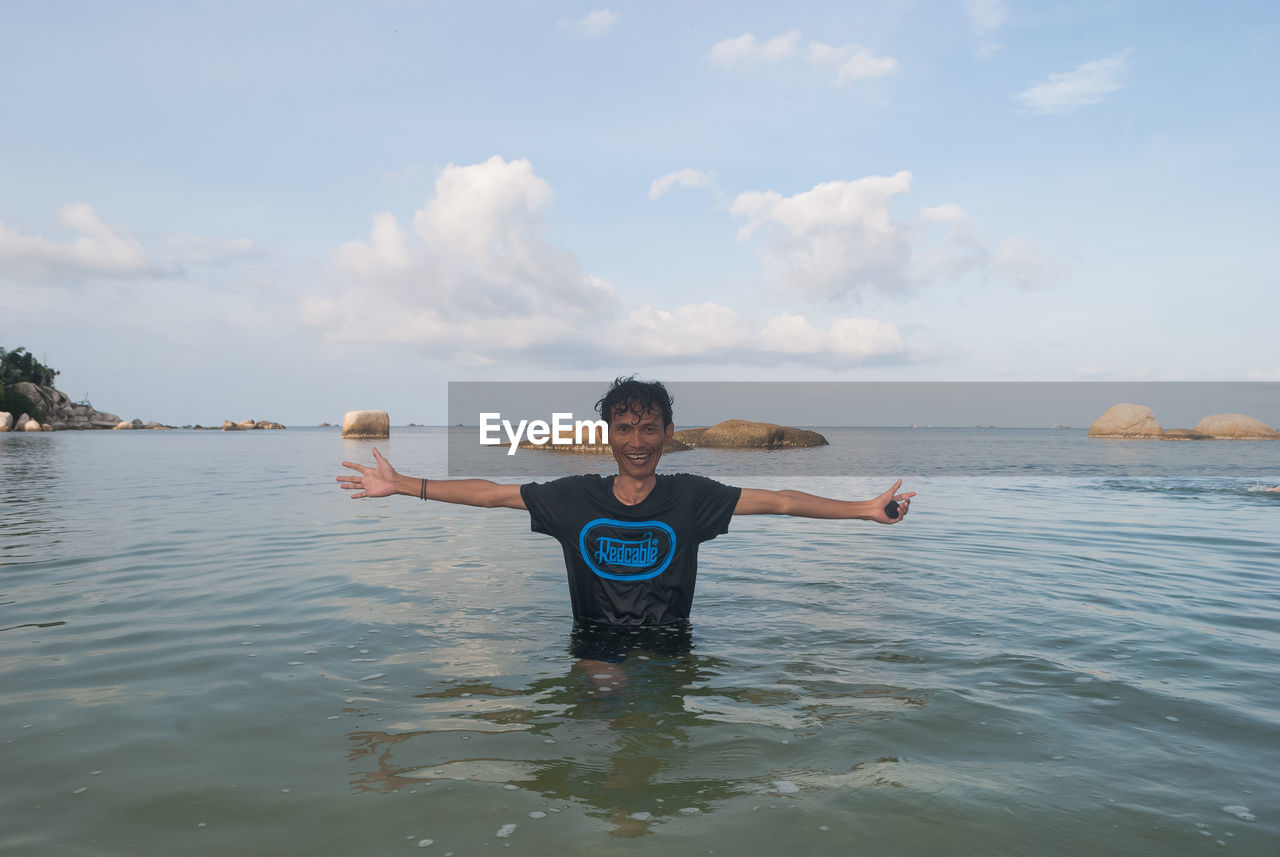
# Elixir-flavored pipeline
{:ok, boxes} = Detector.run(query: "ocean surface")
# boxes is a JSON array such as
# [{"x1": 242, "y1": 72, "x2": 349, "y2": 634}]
[{"x1": 2, "y1": 427, "x2": 1278, "y2": 856}]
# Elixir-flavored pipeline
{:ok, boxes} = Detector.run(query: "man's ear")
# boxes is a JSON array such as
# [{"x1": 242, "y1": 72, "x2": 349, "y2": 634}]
[{"x1": 664, "y1": 423, "x2": 674, "y2": 441}]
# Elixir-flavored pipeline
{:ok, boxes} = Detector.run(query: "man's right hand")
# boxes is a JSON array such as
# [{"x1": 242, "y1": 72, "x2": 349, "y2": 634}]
[{"x1": 338, "y1": 447, "x2": 404, "y2": 499}]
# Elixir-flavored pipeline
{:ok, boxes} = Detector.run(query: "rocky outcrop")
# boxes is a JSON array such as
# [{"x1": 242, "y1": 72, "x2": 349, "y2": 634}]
[
  {"x1": 515, "y1": 419, "x2": 826, "y2": 453},
  {"x1": 220, "y1": 419, "x2": 286, "y2": 431},
  {"x1": 1161, "y1": 428, "x2": 1211, "y2": 441},
  {"x1": 673, "y1": 427, "x2": 709, "y2": 446},
  {"x1": 1088, "y1": 404, "x2": 1164, "y2": 438},
  {"x1": 343, "y1": 410, "x2": 390, "y2": 439},
  {"x1": 676, "y1": 419, "x2": 829, "y2": 449},
  {"x1": 1192, "y1": 413, "x2": 1280, "y2": 440},
  {"x1": 517, "y1": 432, "x2": 691, "y2": 454},
  {"x1": 1088, "y1": 404, "x2": 1279, "y2": 440},
  {"x1": 10, "y1": 381, "x2": 122, "y2": 430},
  {"x1": 3, "y1": 380, "x2": 289, "y2": 431},
  {"x1": 0, "y1": 411, "x2": 11, "y2": 432}
]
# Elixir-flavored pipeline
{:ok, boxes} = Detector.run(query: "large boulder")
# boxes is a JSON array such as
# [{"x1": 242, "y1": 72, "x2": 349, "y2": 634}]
[
  {"x1": 113, "y1": 420, "x2": 134, "y2": 430},
  {"x1": 23, "y1": 419, "x2": 44, "y2": 432},
  {"x1": 673, "y1": 427, "x2": 709, "y2": 446},
  {"x1": 1192, "y1": 413, "x2": 1280, "y2": 440},
  {"x1": 12, "y1": 381, "x2": 122, "y2": 429},
  {"x1": 1088, "y1": 404, "x2": 1164, "y2": 438},
  {"x1": 14, "y1": 413, "x2": 31, "y2": 432},
  {"x1": 679, "y1": 419, "x2": 828, "y2": 449},
  {"x1": 0, "y1": 411, "x2": 12, "y2": 432},
  {"x1": 343, "y1": 410, "x2": 390, "y2": 439}
]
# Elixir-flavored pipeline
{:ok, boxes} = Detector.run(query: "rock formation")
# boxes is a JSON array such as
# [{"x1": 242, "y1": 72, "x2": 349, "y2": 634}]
[
  {"x1": 676, "y1": 419, "x2": 829, "y2": 449},
  {"x1": 1087, "y1": 404, "x2": 1164, "y2": 438},
  {"x1": 517, "y1": 432, "x2": 691, "y2": 454},
  {"x1": 343, "y1": 410, "x2": 390, "y2": 439},
  {"x1": 1160, "y1": 428, "x2": 1211, "y2": 441},
  {"x1": 1192, "y1": 413, "x2": 1280, "y2": 439},
  {"x1": 1088, "y1": 405, "x2": 1279, "y2": 440},
  {"x1": 9, "y1": 381, "x2": 122, "y2": 430},
  {"x1": 220, "y1": 418, "x2": 286, "y2": 431},
  {"x1": 514, "y1": 419, "x2": 826, "y2": 453},
  {"x1": 1, "y1": 380, "x2": 287, "y2": 431}
]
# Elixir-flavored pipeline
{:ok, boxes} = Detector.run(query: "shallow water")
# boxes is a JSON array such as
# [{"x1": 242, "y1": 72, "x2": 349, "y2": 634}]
[{"x1": 2, "y1": 428, "x2": 1278, "y2": 856}]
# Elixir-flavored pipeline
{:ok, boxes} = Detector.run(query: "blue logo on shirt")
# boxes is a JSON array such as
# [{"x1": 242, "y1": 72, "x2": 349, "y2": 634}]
[{"x1": 579, "y1": 519, "x2": 677, "y2": 581}]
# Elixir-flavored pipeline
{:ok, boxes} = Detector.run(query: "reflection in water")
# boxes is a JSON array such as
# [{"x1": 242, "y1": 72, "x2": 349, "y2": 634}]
[
  {"x1": 0, "y1": 434, "x2": 66, "y2": 560},
  {"x1": 345, "y1": 622, "x2": 923, "y2": 837},
  {"x1": 10, "y1": 431, "x2": 1280, "y2": 854}
]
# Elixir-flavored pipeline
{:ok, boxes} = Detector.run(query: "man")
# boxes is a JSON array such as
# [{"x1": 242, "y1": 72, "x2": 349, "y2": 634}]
[{"x1": 338, "y1": 377, "x2": 914, "y2": 627}]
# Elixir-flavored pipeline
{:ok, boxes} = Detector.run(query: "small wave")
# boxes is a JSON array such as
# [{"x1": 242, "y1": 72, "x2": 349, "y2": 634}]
[{"x1": 1094, "y1": 477, "x2": 1280, "y2": 498}]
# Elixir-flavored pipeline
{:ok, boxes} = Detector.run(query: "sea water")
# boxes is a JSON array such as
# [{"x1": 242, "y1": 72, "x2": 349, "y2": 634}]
[{"x1": 2, "y1": 427, "x2": 1278, "y2": 856}]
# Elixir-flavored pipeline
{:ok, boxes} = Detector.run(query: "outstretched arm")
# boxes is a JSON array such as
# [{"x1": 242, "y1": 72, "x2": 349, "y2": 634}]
[
  {"x1": 733, "y1": 479, "x2": 914, "y2": 524},
  {"x1": 338, "y1": 448, "x2": 526, "y2": 509}
]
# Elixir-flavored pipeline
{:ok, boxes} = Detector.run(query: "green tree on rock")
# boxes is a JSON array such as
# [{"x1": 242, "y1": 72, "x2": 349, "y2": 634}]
[{"x1": 0, "y1": 346, "x2": 60, "y2": 423}]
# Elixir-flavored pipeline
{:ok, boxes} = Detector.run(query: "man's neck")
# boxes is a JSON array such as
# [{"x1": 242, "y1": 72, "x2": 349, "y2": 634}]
[{"x1": 612, "y1": 473, "x2": 657, "y2": 506}]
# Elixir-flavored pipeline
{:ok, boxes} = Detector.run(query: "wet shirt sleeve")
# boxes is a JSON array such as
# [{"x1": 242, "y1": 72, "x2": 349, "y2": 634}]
[
  {"x1": 683, "y1": 475, "x2": 741, "y2": 542},
  {"x1": 520, "y1": 480, "x2": 562, "y2": 538}
]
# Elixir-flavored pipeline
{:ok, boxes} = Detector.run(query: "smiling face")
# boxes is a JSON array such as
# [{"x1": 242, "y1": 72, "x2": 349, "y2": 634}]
[{"x1": 608, "y1": 401, "x2": 674, "y2": 481}]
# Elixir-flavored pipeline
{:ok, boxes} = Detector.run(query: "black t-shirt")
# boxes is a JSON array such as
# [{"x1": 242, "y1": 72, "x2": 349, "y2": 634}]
[{"x1": 520, "y1": 473, "x2": 742, "y2": 625}]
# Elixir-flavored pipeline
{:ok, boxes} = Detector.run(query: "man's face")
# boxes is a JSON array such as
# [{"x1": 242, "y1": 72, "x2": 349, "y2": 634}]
[{"x1": 608, "y1": 403, "x2": 673, "y2": 480}]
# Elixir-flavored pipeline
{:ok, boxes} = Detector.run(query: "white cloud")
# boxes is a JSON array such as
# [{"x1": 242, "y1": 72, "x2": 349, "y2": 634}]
[
  {"x1": 306, "y1": 158, "x2": 916, "y2": 368},
  {"x1": 558, "y1": 9, "x2": 618, "y2": 38},
  {"x1": 760, "y1": 314, "x2": 905, "y2": 358},
  {"x1": 167, "y1": 234, "x2": 258, "y2": 266},
  {"x1": 994, "y1": 239, "x2": 1047, "y2": 288},
  {"x1": 709, "y1": 31, "x2": 803, "y2": 70},
  {"x1": 0, "y1": 203, "x2": 157, "y2": 283},
  {"x1": 648, "y1": 168, "x2": 717, "y2": 201},
  {"x1": 1015, "y1": 53, "x2": 1129, "y2": 114},
  {"x1": 966, "y1": 0, "x2": 1007, "y2": 34},
  {"x1": 834, "y1": 51, "x2": 899, "y2": 84},
  {"x1": 713, "y1": 31, "x2": 897, "y2": 86},
  {"x1": 600, "y1": 304, "x2": 906, "y2": 365},
  {"x1": 732, "y1": 171, "x2": 1037, "y2": 298},
  {"x1": 965, "y1": 0, "x2": 1006, "y2": 57},
  {"x1": 807, "y1": 42, "x2": 899, "y2": 85},
  {"x1": 309, "y1": 156, "x2": 617, "y2": 355}
]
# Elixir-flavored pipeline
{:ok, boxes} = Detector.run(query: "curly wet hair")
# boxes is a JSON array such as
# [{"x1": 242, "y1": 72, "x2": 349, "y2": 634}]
[{"x1": 595, "y1": 376, "x2": 674, "y2": 427}]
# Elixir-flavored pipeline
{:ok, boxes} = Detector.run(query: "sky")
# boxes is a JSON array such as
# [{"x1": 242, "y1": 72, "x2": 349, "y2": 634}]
[{"x1": 1, "y1": 1, "x2": 1277, "y2": 426}]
